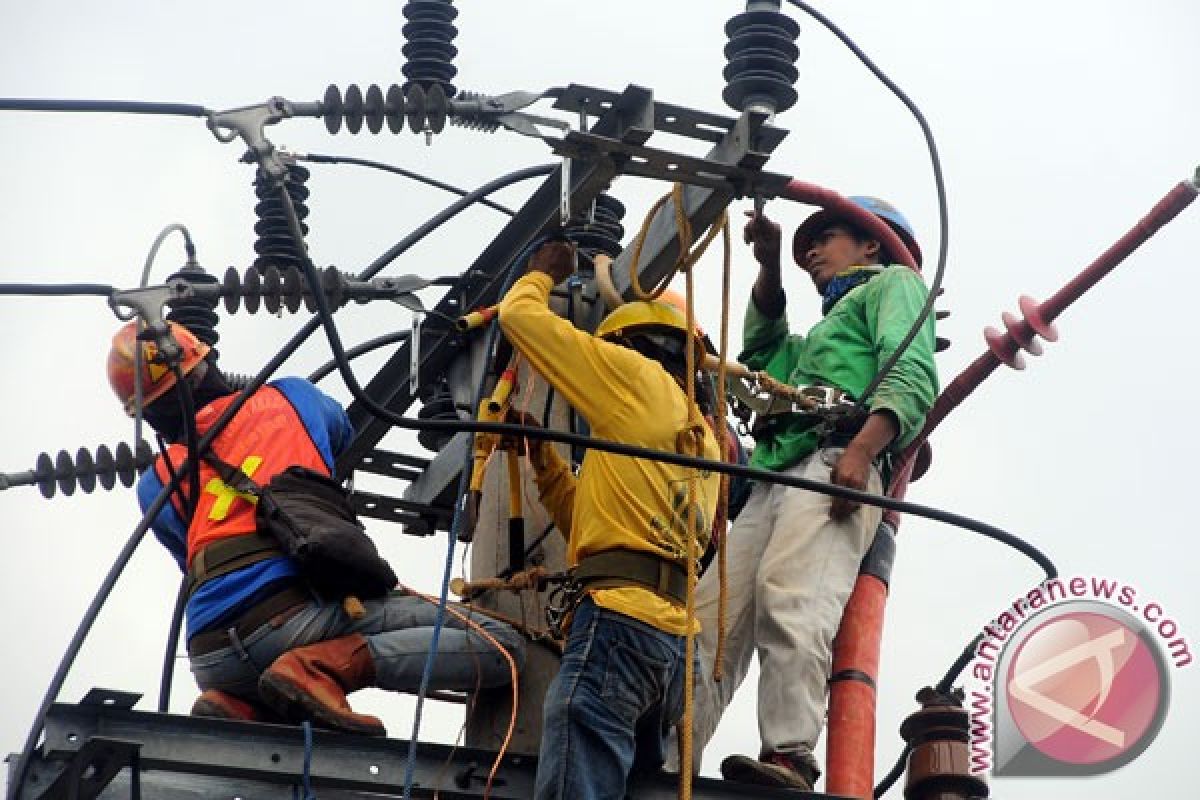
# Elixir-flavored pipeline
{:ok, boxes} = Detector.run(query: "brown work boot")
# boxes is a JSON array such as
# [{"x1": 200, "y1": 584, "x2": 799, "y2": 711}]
[
  {"x1": 191, "y1": 689, "x2": 284, "y2": 722},
  {"x1": 720, "y1": 752, "x2": 818, "y2": 791},
  {"x1": 258, "y1": 634, "x2": 387, "y2": 736}
]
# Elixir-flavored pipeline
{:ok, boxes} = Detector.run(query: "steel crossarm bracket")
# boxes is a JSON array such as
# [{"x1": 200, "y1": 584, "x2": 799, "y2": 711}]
[
  {"x1": 605, "y1": 106, "x2": 786, "y2": 301},
  {"x1": 336, "y1": 85, "x2": 657, "y2": 476}
]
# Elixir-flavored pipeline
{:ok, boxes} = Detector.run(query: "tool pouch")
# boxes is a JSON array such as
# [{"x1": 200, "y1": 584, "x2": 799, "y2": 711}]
[{"x1": 256, "y1": 466, "x2": 398, "y2": 600}]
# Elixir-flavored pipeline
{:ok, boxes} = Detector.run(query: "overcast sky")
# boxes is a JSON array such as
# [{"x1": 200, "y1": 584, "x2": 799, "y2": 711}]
[{"x1": 2, "y1": 2, "x2": 1198, "y2": 798}]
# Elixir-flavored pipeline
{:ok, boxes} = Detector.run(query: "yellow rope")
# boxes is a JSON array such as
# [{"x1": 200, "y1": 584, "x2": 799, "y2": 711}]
[
  {"x1": 713, "y1": 218, "x2": 732, "y2": 683},
  {"x1": 680, "y1": 258, "x2": 699, "y2": 800},
  {"x1": 677, "y1": 207, "x2": 733, "y2": 800},
  {"x1": 628, "y1": 183, "x2": 727, "y2": 301}
]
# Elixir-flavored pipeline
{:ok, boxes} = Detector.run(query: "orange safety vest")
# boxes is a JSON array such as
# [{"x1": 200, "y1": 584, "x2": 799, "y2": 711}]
[{"x1": 154, "y1": 386, "x2": 330, "y2": 569}]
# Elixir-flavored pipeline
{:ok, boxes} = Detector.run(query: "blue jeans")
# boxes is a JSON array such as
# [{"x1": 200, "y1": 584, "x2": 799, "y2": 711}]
[
  {"x1": 188, "y1": 589, "x2": 525, "y2": 701},
  {"x1": 534, "y1": 598, "x2": 696, "y2": 800}
]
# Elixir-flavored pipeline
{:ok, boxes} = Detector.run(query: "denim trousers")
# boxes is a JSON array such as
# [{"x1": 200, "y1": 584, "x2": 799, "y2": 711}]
[
  {"x1": 534, "y1": 597, "x2": 697, "y2": 800},
  {"x1": 188, "y1": 588, "x2": 526, "y2": 701}
]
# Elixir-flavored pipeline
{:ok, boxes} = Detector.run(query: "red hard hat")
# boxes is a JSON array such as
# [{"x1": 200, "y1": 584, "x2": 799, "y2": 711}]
[{"x1": 107, "y1": 321, "x2": 210, "y2": 416}]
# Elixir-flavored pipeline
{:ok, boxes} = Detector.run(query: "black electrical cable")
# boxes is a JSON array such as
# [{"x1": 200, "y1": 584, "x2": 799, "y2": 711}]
[
  {"x1": 301, "y1": 153, "x2": 517, "y2": 217},
  {"x1": 8, "y1": 163, "x2": 558, "y2": 800},
  {"x1": 783, "y1": 0, "x2": 949, "y2": 411},
  {"x1": 0, "y1": 283, "x2": 115, "y2": 296},
  {"x1": 309, "y1": 331, "x2": 411, "y2": 384},
  {"x1": 157, "y1": 578, "x2": 188, "y2": 713},
  {"x1": 0, "y1": 97, "x2": 210, "y2": 117}
]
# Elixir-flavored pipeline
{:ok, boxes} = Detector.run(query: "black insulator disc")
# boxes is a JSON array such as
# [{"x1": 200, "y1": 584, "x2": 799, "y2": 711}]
[
  {"x1": 426, "y1": 83, "x2": 447, "y2": 133},
  {"x1": 364, "y1": 84, "x2": 385, "y2": 134},
  {"x1": 403, "y1": 36, "x2": 458, "y2": 66},
  {"x1": 135, "y1": 439, "x2": 153, "y2": 467},
  {"x1": 385, "y1": 84, "x2": 406, "y2": 133},
  {"x1": 725, "y1": 9, "x2": 799, "y2": 39},
  {"x1": 344, "y1": 84, "x2": 364, "y2": 134},
  {"x1": 281, "y1": 268, "x2": 304, "y2": 313},
  {"x1": 254, "y1": 234, "x2": 307, "y2": 260},
  {"x1": 402, "y1": 59, "x2": 457, "y2": 87},
  {"x1": 95, "y1": 445, "x2": 116, "y2": 491},
  {"x1": 402, "y1": 0, "x2": 458, "y2": 24},
  {"x1": 115, "y1": 442, "x2": 136, "y2": 488},
  {"x1": 405, "y1": 84, "x2": 426, "y2": 133},
  {"x1": 56, "y1": 450, "x2": 76, "y2": 497},
  {"x1": 222, "y1": 266, "x2": 242, "y2": 314},
  {"x1": 76, "y1": 447, "x2": 96, "y2": 494},
  {"x1": 36, "y1": 452, "x2": 56, "y2": 498},
  {"x1": 723, "y1": 55, "x2": 799, "y2": 86},
  {"x1": 243, "y1": 269, "x2": 262, "y2": 314},
  {"x1": 263, "y1": 267, "x2": 283, "y2": 314},
  {"x1": 319, "y1": 268, "x2": 338, "y2": 309},
  {"x1": 725, "y1": 31, "x2": 799, "y2": 64},
  {"x1": 723, "y1": 76, "x2": 798, "y2": 114},
  {"x1": 323, "y1": 84, "x2": 344, "y2": 134}
]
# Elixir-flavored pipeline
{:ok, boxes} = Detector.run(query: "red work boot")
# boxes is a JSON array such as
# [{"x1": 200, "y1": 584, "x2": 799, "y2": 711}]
[
  {"x1": 720, "y1": 751, "x2": 819, "y2": 791},
  {"x1": 191, "y1": 689, "x2": 283, "y2": 722},
  {"x1": 258, "y1": 634, "x2": 387, "y2": 736}
]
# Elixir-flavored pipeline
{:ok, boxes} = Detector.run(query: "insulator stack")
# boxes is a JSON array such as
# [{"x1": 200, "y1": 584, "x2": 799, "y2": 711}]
[
  {"x1": 321, "y1": 83, "x2": 450, "y2": 136},
  {"x1": 165, "y1": 262, "x2": 220, "y2": 354},
  {"x1": 221, "y1": 371, "x2": 255, "y2": 392},
  {"x1": 564, "y1": 194, "x2": 626, "y2": 263},
  {"x1": 209, "y1": 265, "x2": 351, "y2": 315},
  {"x1": 401, "y1": 0, "x2": 458, "y2": 97},
  {"x1": 722, "y1": 7, "x2": 800, "y2": 114},
  {"x1": 416, "y1": 379, "x2": 460, "y2": 452},
  {"x1": 252, "y1": 162, "x2": 311, "y2": 275},
  {"x1": 20, "y1": 441, "x2": 154, "y2": 499},
  {"x1": 983, "y1": 295, "x2": 1059, "y2": 370}
]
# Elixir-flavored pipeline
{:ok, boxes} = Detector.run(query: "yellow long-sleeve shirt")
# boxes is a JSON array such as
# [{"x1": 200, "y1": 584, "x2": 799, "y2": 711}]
[{"x1": 498, "y1": 272, "x2": 720, "y2": 635}]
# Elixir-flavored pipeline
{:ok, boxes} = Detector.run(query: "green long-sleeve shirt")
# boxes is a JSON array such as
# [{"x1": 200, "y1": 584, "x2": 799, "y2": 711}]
[{"x1": 741, "y1": 265, "x2": 939, "y2": 472}]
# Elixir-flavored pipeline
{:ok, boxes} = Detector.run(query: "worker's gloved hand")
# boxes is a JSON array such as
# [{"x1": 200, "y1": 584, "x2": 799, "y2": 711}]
[
  {"x1": 743, "y1": 210, "x2": 781, "y2": 270},
  {"x1": 528, "y1": 239, "x2": 576, "y2": 285}
]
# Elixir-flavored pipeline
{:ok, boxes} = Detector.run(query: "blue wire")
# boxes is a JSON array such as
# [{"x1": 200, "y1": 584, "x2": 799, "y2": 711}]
[{"x1": 399, "y1": 236, "x2": 550, "y2": 799}]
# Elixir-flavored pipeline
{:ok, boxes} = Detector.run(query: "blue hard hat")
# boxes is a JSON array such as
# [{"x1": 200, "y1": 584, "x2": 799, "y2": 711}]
[{"x1": 792, "y1": 195, "x2": 922, "y2": 267}]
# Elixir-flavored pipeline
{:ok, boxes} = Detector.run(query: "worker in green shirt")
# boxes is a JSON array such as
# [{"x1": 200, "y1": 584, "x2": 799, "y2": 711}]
[{"x1": 681, "y1": 197, "x2": 938, "y2": 790}]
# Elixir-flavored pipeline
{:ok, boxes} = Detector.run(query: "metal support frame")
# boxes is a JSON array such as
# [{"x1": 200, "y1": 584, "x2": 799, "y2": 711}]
[
  {"x1": 11, "y1": 693, "x2": 847, "y2": 800},
  {"x1": 387, "y1": 84, "x2": 786, "y2": 527},
  {"x1": 337, "y1": 84, "x2": 660, "y2": 478}
]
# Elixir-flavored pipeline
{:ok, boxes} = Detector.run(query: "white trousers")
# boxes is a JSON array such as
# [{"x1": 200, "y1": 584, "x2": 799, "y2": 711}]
[{"x1": 670, "y1": 448, "x2": 883, "y2": 770}]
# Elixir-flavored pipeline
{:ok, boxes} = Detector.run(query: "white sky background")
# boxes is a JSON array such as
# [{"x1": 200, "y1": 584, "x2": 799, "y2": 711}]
[{"x1": 1, "y1": 1, "x2": 1198, "y2": 797}]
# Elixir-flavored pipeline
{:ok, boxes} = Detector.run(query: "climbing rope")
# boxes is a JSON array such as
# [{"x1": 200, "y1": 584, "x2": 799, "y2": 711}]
[
  {"x1": 628, "y1": 182, "x2": 727, "y2": 301},
  {"x1": 676, "y1": 200, "x2": 733, "y2": 800},
  {"x1": 712, "y1": 219, "x2": 732, "y2": 683}
]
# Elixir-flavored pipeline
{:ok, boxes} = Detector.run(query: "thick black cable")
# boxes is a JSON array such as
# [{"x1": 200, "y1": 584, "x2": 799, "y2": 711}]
[
  {"x1": 8, "y1": 163, "x2": 557, "y2": 800},
  {"x1": 157, "y1": 578, "x2": 188, "y2": 713},
  {"x1": 784, "y1": 0, "x2": 948, "y2": 410},
  {"x1": 301, "y1": 153, "x2": 516, "y2": 217},
  {"x1": 0, "y1": 98, "x2": 210, "y2": 117},
  {"x1": 309, "y1": 331, "x2": 411, "y2": 384},
  {"x1": 0, "y1": 283, "x2": 115, "y2": 296}
]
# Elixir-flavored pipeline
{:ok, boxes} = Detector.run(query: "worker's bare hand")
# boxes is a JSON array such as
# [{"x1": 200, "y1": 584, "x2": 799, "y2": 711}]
[
  {"x1": 829, "y1": 445, "x2": 873, "y2": 520},
  {"x1": 743, "y1": 210, "x2": 781, "y2": 269},
  {"x1": 528, "y1": 240, "x2": 576, "y2": 285}
]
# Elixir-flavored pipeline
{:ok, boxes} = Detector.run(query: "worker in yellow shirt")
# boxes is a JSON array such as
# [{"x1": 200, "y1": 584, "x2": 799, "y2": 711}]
[{"x1": 497, "y1": 239, "x2": 721, "y2": 800}]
